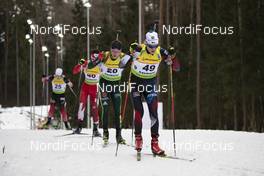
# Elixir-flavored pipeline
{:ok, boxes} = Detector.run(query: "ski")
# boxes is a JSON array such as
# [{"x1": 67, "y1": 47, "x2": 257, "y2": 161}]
[
  {"x1": 55, "y1": 132, "x2": 91, "y2": 137},
  {"x1": 143, "y1": 153, "x2": 195, "y2": 162},
  {"x1": 163, "y1": 155, "x2": 196, "y2": 162},
  {"x1": 101, "y1": 142, "x2": 133, "y2": 148}
]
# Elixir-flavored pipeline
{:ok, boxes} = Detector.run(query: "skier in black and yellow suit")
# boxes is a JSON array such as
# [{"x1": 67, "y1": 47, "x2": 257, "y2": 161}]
[
  {"x1": 128, "y1": 31, "x2": 175, "y2": 156},
  {"x1": 99, "y1": 40, "x2": 131, "y2": 145}
]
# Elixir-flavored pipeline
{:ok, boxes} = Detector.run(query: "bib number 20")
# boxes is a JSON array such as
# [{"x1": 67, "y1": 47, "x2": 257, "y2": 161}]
[{"x1": 107, "y1": 68, "x2": 118, "y2": 73}]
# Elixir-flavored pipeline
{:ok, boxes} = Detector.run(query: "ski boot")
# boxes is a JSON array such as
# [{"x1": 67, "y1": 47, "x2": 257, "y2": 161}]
[
  {"x1": 64, "y1": 121, "x2": 72, "y2": 130},
  {"x1": 151, "y1": 135, "x2": 165, "y2": 156},
  {"x1": 135, "y1": 135, "x2": 143, "y2": 151},
  {"x1": 73, "y1": 120, "x2": 82, "y2": 134},
  {"x1": 116, "y1": 130, "x2": 126, "y2": 145},
  {"x1": 103, "y1": 130, "x2": 109, "y2": 146},
  {"x1": 43, "y1": 117, "x2": 52, "y2": 129},
  {"x1": 92, "y1": 123, "x2": 101, "y2": 137},
  {"x1": 135, "y1": 134, "x2": 143, "y2": 161}
]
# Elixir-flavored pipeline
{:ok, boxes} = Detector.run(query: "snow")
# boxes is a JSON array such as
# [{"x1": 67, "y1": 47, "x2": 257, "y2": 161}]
[
  {"x1": 0, "y1": 106, "x2": 48, "y2": 129},
  {"x1": 0, "y1": 106, "x2": 264, "y2": 176}
]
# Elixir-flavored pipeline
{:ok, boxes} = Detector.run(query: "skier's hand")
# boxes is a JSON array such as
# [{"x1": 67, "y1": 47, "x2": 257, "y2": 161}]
[
  {"x1": 165, "y1": 56, "x2": 173, "y2": 65},
  {"x1": 168, "y1": 46, "x2": 175, "y2": 56},
  {"x1": 79, "y1": 58, "x2": 85, "y2": 65},
  {"x1": 166, "y1": 46, "x2": 176, "y2": 65},
  {"x1": 129, "y1": 42, "x2": 138, "y2": 54},
  {"x1": 67, "y1": 82, "x2": 73, "y2": 88},
  {"x1": 41, "y1": 75, "x2": 46, "y2": 82}
]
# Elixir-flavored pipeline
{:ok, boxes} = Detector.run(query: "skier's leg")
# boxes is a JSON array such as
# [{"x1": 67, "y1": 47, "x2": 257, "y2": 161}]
[
  {"x1": 48, "y1": 102, "x2": 55, "y2": 119},
  {"x1": 143, "y1": 81, "x2": 164, "y2": 155},
  {"x1": 131, "y1": 83, "x2": 144, "y2": 150},
  {"x1": 101, "y1": 90, "x2": 110, "y2": 137},
  {"x1": 111, "y1": 91, "x2": 121, "y2": 131},
  {"x1": 144, "y1": 90, "x2": 159, "y2": 137},
  {"x1": 75, "y1": 84, "x2": 88, "y2": 133},
  {"x1": 131, "y1": 91, "x2": 144, "y2": 135},
  {"x1": 89, "y1": 85, "x2": 101, "y2": 136},
  {"x1": 111, "y1": 90, "x2": 125, "y2": 143},
  {"x1": 60, "y1": 102, "x2": 71, "y2": 130},
  {"x1": 60, "y1": 105, "x2": 67, "y2": 122},
  {"x1": 89, "y1": 85, "x2": 99, "y2": 125},
  {"x1": 78, "y1": 84, "x2": 88, "y2": 121},
  {"x1": 47, "y1": 94, "x2": 56, "y2": 125}
]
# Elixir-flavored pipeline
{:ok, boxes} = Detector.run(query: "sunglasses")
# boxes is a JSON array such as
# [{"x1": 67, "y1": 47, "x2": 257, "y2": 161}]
[
  {"x1": 111, "y1": 47, "x2": 121, "y2": 50},
  {"x1": 147, "y1": 44, "x2": 158, "y2": 49}
]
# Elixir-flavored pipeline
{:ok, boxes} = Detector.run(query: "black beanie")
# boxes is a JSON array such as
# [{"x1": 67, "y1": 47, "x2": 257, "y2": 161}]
[{"x1": 111, "y1": 40, "x2": 122, "y2": 50}]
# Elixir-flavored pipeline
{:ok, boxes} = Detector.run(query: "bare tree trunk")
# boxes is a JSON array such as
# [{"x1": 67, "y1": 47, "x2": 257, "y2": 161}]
[
  {"x1": 237, "y1": 0, "x2": 247, "y2": 131},
  {"x1": 172, "y1": 0, "x2": 179, "y2": 47},
  {"x1": 0, "y1": 74, "x2": 2, "y2": 102},
  {"x1": 196, "y1": 0, "x2": 202, "y2": 128},
  {"x1": 233, "y1": 101, "x2": 238, "y2": 130},
  {"x1": 4, "y1": 11, "x2": 9, "y2": 102},
  {"x1": 259, "y1": 96, "x2": 264, "y2": 132},
  {"x1": 16, "y1": 19, "x2": 20, "y2": 106},
  {"x1": 189, "y1": 0, "x2": 194, "y2": 80},
  {"x1": 250, "y1": 94, "x2": 256, "y2": 131},
  {"x1": 141, "y1": 0, "x2": 145, "y2": 39},
  {"x1": 109, "y1": 0, "x2": 112, "y2": 27},
  {"x1": 166, "y1": 0, "x2": 170, "y2": 48},
  {"x1": 158, "y1": 0, "x2": 165, "y2": 44}
]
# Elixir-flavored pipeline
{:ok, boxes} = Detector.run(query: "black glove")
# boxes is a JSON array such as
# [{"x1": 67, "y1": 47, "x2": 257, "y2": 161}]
[
  {"x1": 79, "y1": 58, "x2": 85, "y2": 65},
  {"x1": 168, "y1": 46, "x2": 175, "y2": 55},
  {"x1": 129, "y1": 42, "x2": 138, "y2": 54}
]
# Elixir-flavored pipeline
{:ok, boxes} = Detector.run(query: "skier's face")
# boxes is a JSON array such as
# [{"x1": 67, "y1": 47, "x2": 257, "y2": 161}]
[
  {"x1": 111, "y1": 48, "x2": 121, "y2": 58},
  {"x1": 146, "y1": 45, "x2": 157, "y2": 54}
]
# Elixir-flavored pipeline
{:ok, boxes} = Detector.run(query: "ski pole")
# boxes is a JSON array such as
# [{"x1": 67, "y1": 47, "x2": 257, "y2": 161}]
[
  {"x1": 115, "y1": 142, "x2": 119, "y2": 157},
  {"x1": 121, "y1": 71, "x2": 131, "y2": 122},
  {"x1": 131, "y1": 112, "x2": 134, "y2": 146},
  {"x1": 169, "y1": 57, "x2": 176, "y2": 157},
  {"x1": 115, "y1": 29, "x2": 121, "y2": 40},
  {"x1": 68, "y1": 86, "x2": 77, "y2": 98},
  {"x1": 41, "y1": 81, "x2": 45, "y2": 118}
]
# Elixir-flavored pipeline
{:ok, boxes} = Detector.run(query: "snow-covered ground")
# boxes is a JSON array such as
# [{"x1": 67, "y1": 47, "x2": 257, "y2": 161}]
[
  {"x1": 0, "y1": 106, "x2": 264, "y2": 176},
  {"x1": 0, "y1": 106, "x2": 48, "y2": 129}
]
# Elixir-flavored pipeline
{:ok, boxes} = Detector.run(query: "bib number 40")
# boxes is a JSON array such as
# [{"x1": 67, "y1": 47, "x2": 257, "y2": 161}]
[{"x1": 87, "y1": 74, "x2": 96, "y2": 78}]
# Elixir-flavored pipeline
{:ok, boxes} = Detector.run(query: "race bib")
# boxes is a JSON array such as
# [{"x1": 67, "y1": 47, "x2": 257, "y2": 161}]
[
  {"x1": 131, "y1": 60, "x2": 159, "y2": 79},
  {"x1": 52, "y1": 78, "x2": 66, "y2": 94},
  {"x1": 84, "y1": 71, "x2": 100, "y2": 84},
  {"x1": 101, "y1": 64, "x2": 123, "y2": 81}
]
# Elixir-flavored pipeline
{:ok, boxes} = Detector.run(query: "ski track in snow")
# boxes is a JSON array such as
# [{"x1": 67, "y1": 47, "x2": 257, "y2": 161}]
[
  {"x1": 0, "y1": 129, "x2": 264, "y2": 176},
  {"x1": 0, "y1": 106, "x2": 264, "y2": 176}
]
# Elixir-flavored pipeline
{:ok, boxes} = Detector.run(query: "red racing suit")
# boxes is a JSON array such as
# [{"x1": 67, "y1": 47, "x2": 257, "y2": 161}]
[{"x1": 73, "y1": 60, "x2": 101, "y2": 124}]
